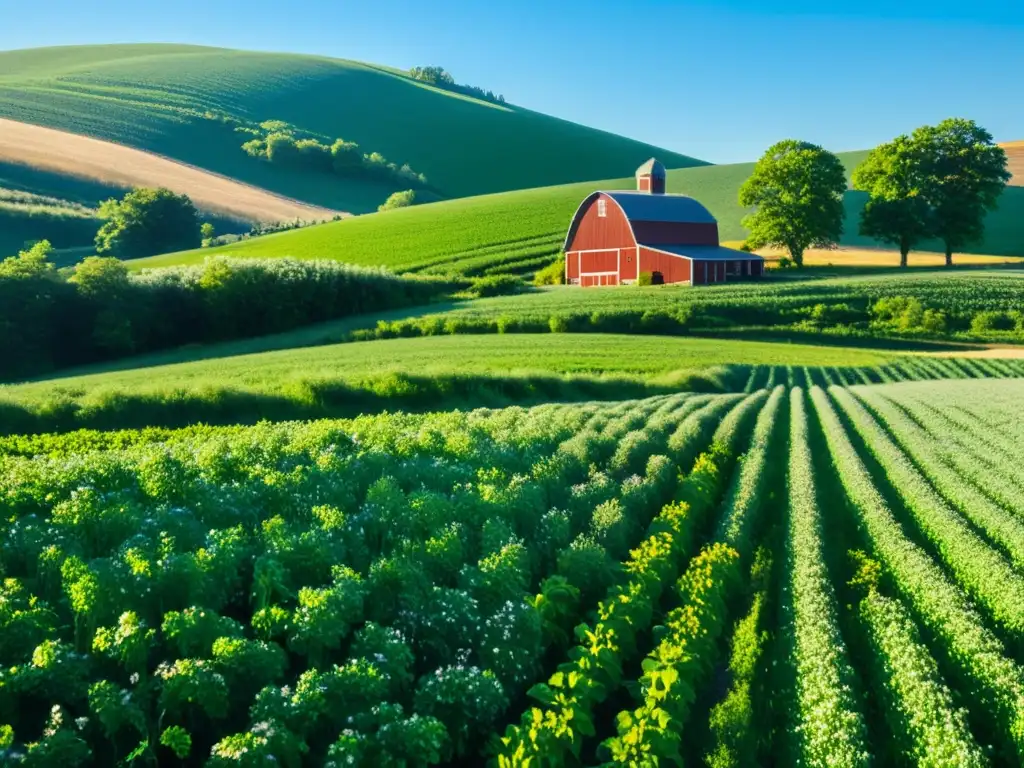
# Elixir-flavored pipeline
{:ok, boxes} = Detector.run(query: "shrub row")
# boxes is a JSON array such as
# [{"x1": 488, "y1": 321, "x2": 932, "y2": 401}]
[
  {"x1": 240, "y1": 119, "x2": 427, "y2": 188},
  {"x1": 0, "y1": 251, "x2": 453, "y2": 380}
]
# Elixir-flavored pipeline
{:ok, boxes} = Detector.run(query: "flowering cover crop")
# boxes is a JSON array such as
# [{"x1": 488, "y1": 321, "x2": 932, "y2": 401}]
[{"x1": 4, "y1": 377, "x2": 1024, "y2": 765}]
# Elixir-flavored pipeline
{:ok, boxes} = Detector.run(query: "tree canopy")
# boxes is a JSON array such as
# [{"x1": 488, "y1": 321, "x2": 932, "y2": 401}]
[
  {"x1": 95, "y1": 188, "x2": 202, "y2": 260},
  {"x1": 915, "y1": 118, "x2": 1010, "y2": 266},
  {"x1": 852, "y1": 119, "x2": 1009, "y2": 266},
  {"x1": 738, "y1": 140, "x2": 847, "y2": 267}
]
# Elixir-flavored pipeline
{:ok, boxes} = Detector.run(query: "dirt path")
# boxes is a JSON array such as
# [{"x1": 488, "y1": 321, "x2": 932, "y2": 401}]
[
  {"x1": 928, "y1": 347, "x2": 1024, "y2": 359},
  {"x1": 0, "y1": 118, "x2": 344, "y2": 223}
]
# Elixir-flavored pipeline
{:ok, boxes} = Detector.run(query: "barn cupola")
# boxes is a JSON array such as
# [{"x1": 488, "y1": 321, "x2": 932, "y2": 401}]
[{"x1": 636, "y1": 158, "x2": 667, "y2": 194}]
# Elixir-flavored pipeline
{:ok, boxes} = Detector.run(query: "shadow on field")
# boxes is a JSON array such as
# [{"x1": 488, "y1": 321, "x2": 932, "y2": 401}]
[
  {"x1": 0, "y1": 370, "x2": 733, "y2": 436},
  {"x1": 690, "y1": 328, "x2": 980, "y2": 353}
]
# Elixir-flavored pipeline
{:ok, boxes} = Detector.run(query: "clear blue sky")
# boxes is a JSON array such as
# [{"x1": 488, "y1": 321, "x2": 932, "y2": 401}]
[{"x1": 1, "y1": 0, "x2": 1021, "y2": 163}]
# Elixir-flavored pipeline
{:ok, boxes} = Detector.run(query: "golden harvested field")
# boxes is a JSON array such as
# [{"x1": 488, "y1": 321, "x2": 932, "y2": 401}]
[
  {"x1": 721, "y1": 243, "x2": 1022, "y2": 268},
  {"x1": 927, "y1": 346, "x2": 1024, "y2": 359},
  {"x1": 0, "y1": 118, "x2": 342, "y2": 223},
  {"x1": 1004, "y1": 141, "x2": 1024, "y2": 185}
]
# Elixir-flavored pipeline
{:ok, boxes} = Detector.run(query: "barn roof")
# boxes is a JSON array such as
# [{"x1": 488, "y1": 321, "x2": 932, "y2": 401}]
[
  {"x1": 603, "y1": 191, "x2": 716, "y2": 224},
  {"x1": 635, "y1": 158, "x2": 667, "y2": 178},
  {"x1": 641, "y1": 244, "x2": 765, "y2": 262}
]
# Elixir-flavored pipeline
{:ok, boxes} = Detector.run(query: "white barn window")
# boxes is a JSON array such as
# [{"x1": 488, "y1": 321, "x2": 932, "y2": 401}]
[{"x1": 597, "y1": 199, "x2": 607, "y2": 218}]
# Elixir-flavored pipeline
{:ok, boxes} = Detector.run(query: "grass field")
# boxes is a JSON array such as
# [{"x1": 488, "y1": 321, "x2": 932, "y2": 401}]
[
  {"x1": 6, "y1": 379, "x2": 1024, "y2": 764},
  {"x1": 8, "y1": 334, "x2": 899, "y2": 392},
  {"x1": 23, "y1": 269, "x2": 1021, "y2": 389},
  {"x1": 0, "y1": 333, "x2": 906, "y2": 432},
  {"x1": 0, "y1": 44, "x2": 703, "y2": 214},
  {"x1": 133, "y1": 146, "x2": 1024, "y2": 274},
  {"x1": 6, "y1": 328, "x2": 1023, "y2": 434}
]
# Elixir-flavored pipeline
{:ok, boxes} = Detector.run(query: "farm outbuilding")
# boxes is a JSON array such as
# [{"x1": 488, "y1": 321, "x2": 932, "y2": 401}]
[{"x1": 564, "y1": 158, "x2": 764, "y2": 286}]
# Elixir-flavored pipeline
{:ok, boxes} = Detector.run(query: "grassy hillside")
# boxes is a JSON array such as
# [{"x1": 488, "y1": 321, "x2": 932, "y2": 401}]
[
  {"x1": 0, "y1": 44, "x2": 704, "y2": 214},
  {"x1": 133, "y1": 149, "x2": 1024, "y2": 273},
  {"x1": 0, "y1": 160, "x2": 252, "y2": 257}
]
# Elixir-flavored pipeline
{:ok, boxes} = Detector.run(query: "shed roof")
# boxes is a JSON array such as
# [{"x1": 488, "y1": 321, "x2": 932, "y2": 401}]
[
  {"x1": 641, "y1": 244, "x2": 765, "y2": 262},
  {"x1": 603, "y1": 191, "x2": 716, "y2": 224},
  {"x1": 635, "y1": 158, "x2": 667, "y2": 178}
]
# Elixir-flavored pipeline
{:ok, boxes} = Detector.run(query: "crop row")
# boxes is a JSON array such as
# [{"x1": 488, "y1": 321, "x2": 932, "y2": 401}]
[
  {"x1": 830, "y1": 386, "x2": 1024, "y2": 638},
  {"x1": 891, "y1": 393, "x2": 1024, "y2": 505},
  {"x1": 496, "y1": 389, "x2": 769, "y2": 766},
  {"x1": 853, "y1": 388, "x2": 1024, "y2": 571},
  {"x1": 810, "y1": 385, "x2": 1024, "y2": 760},
  {"x1": 858, "y1": 588, "x2": 986, "y2": 766},
  {"x1": 1, "y1": 394, "x2": 739, "y2": 764},
  {"x1": 782, "y1": 387, "x2": 870, "y2": 767},
  {"x1": 600, "y1": 386, "x2": 786, "y2": 765}
]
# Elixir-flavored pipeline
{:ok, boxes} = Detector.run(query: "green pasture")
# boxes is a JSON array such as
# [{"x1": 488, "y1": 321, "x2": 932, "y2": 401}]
[
  {"x1": 13, "y1": 334, "x2": 896, "y2": 394},
  {"x1": 0, "y1": 334, "x2": 900, "y2": 432},
  {"x1": 132, "y1": 150, "x2": 1024, "y2": 275},
  {"x1": 0, "y1": 44, "x2": 702, "y2": 214}
]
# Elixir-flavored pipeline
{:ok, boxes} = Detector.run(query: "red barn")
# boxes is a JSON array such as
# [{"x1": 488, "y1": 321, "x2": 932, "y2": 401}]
[{"x1": 564, "y1": 158, "x2": 764, "y2": 286}]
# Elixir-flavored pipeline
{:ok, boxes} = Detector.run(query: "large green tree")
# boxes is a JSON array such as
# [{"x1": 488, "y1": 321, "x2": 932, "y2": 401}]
[
  {"x1": 915, "y1": 118, "x2": 1010, "y2": 266},
  {"x1": 95, "y1": 188, "x2": 202, "y2": 260},
  {"x1": 738, "y1": 139, "x2": 847, "y2": 267},
  {"x1": 851, "y1": 135, "x2": 932, "y2": 267}
]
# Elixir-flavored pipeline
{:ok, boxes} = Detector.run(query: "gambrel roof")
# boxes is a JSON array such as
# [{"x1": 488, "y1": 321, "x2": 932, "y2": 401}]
[{"x1": 602, "y1": 190, "x2": 717, "y2": 224}]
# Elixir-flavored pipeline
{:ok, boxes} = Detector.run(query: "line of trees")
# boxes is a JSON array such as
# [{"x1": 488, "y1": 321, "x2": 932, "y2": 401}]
[
  {"x1": 739, "y1": 118, "x2": 1010, "y2": 267},
  {"x1": 241, "y1": 120, "x2": 427, "y2": 188},
  {"x1": 409, "y1": 66, "x2": 506, "y2": 105},
  {"x1": 0, "y1": 243, "x2": 453, "y2": 381}
]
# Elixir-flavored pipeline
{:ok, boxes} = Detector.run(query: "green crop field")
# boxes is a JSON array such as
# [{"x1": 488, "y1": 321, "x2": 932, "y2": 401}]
[
  {"x1": 0, "y1": 44, "x2": 703, "y2": 215},
  {"x1": 17, "y1": 268, "x2": 1021, "y2": 395},
  {"x1": 132, "y1": 148, "x2": 1024, "y2": 275},
  {"x1": 5, "y1": 376, "x2": 1024, "y2": 765}
]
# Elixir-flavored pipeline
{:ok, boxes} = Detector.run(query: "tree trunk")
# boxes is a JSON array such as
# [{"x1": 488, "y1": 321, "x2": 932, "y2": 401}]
[
  {"x1": 945, "y1": 243, "x2": 953, "y2": 267},
  {"x1": 900, "y1": 237, "x2": 909, "y2": 268},
  {"x1": 792, "y1": 247, "x2": 804, "y2": 268}
]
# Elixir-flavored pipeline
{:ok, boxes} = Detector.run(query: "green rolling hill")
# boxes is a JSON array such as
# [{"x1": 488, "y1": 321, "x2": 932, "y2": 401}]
[
  {"x1": 0, "y1": 43, "x2": 705, "y2": 216},
  {"x1": 131, "y1": 150, "x2": 1024, "y2": 274}
]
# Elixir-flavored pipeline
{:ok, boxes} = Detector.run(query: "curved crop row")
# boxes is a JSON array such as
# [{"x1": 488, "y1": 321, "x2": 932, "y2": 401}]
[
  {"x1": 598, "y1": 386, "x2": 786, "y2": 765},
  {"x1": 810, "y1": 386, "x2": 1024, "y2": 760},
  {"x1": 783, "y1": 387, "x2": 870, "y2": 767},
  {"x1": 858, "y1": 589, "x2": 986, "y2": 767},
  {"x1": 830, "y1": 386, "x2": 1024, "y2": 638},
  {"x1": 883, "y1": 392, "x2": 1024, "y2": 509},
  {"x1": 704, "y1": 547, "x2": 772, "y2": 768},
  {"x1": 1, "y1": 394, "x2": 734, "y2": 765},
  {"x1": 715, "y1": 385, "x2": 786, "y2": 548},
  {"x1": 600, "y1": 542, "x2": 740, "y2": 766},
  {"x1": 495, "y1": 392, "x2": 768, "y2": 767},
  {"x1": 854, "y1": 387, "x2": 1024, "y2": 571}
]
